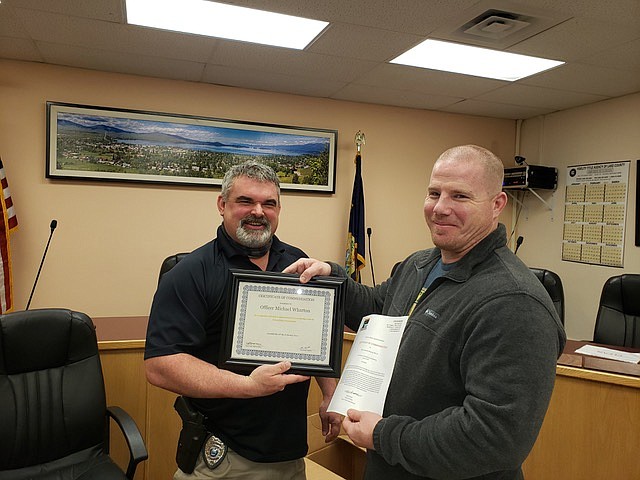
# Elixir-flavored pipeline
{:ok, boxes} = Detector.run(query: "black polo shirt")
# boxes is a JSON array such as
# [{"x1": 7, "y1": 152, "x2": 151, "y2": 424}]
[{"x1": 145, "y1": 225, "x2": 310, "y2": 462}]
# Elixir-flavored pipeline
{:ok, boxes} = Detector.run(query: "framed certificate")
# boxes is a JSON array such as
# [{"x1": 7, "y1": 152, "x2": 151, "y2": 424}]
[{"x1": 220, "y1": 269, "x2": 346, "y2": 377}]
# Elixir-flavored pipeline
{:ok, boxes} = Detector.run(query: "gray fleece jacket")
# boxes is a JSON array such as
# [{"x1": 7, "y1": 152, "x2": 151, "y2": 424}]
[{"x1": 333, "y1": 224, "x2": 566, "y2": 480}]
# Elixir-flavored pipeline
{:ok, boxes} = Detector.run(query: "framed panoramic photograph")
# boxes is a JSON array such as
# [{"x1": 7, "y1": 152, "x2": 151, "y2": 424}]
[
  {"x1": 46, "y1": 102, "x2": 337, "y2": 193},
  {"x1": 220, "y1": 269, "x2": 346, "y2": 377}
]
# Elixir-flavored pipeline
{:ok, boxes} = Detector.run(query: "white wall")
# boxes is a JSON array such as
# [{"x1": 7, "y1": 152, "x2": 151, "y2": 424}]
[
  {"x1": 4, "y1": 61, "x2": 638, "y2": 339},
  {"x1": 0, "y1": 59, "x2": 515, "y2": 317},
  {"x1": 516, "y1": 93, "x2": 640, "y2": 340}
]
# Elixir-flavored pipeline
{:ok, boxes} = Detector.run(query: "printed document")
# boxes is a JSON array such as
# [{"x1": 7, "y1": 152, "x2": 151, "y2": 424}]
[
  {"x1": 328, "y1": 314, "x2": 408, "y2": 416},
  {"x1": 575, "y1": 344, "x2": 640, "y2": 364}
]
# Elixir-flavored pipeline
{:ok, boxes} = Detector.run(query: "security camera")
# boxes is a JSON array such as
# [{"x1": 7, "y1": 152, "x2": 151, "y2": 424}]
[{"x1": 514, "y1": 155, "x2": 527, "y2": 166}]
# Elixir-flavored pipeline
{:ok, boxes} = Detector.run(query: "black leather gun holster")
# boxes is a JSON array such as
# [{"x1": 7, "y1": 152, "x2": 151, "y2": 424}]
[{"x1": 174, "y1": 396, "x2": 208, "y2": 474}]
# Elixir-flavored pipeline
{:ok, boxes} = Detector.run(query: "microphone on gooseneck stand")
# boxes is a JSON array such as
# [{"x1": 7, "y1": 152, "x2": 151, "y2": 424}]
[
  {"x1": 367, "y1": 227, "x2": 376, "y2": 286},
  {"x1": 26, "y1": 219, "x2": 58, "y2": 310},
  {"x1": 514, "y1": 235, "x2": 524, "y2": 255}
]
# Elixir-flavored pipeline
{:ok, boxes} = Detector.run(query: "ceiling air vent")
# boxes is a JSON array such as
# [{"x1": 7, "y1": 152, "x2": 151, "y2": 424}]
[
  {"x1": 463, "y1": 12, "x2": 531, "y2": 40},
  {"x1": 431, "y1": 1, "x2": 572, "y2": 49}
]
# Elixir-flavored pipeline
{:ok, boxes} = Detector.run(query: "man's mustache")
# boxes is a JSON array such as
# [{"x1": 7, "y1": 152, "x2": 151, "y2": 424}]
[{"x1": 241, "y1": 215, "x2": 269, "y2": 228}]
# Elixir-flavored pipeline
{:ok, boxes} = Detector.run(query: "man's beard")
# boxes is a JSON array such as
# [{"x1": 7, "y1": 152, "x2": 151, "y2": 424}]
[{"x1": 236, "y1": 215, "x2": 272, "y2": 248}]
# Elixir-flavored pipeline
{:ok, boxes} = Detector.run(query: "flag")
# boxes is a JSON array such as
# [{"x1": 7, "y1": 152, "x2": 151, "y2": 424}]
[
  {"x1": 0, "y1": 158, "x2": 17, "y2": 313},
  {"x1": 345, "y1": 152, "x2": 366, "y2": 282}
]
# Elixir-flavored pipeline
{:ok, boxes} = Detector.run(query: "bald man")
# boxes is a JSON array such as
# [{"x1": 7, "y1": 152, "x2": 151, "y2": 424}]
[{"x1": 285, "y1": 145, "x2": 566, "y2": 480}]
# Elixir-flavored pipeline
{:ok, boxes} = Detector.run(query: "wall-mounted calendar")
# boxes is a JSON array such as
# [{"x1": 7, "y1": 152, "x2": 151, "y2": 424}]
[{"x1": 562, "y1": 161, "x2": 629, "y2": 267}]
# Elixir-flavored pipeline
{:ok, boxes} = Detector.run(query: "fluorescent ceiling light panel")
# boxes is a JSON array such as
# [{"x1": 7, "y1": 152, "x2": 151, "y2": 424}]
[
  {"x1": 126, "y1": 0, "x2": 328, "y2": 49},
  {"x1": 391, "y1": 39, "x2": 564, "y2": 81}
]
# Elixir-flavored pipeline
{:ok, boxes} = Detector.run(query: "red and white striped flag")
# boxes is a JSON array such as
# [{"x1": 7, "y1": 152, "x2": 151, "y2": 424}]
[{"x1": 0, "y1": 158, "x2": 18, "y2": 313}]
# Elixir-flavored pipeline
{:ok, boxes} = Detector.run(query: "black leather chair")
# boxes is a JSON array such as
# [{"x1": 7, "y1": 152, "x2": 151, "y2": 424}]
[
  {"x1": 593, "y1": 274, "x2": 640, "y2": 347},
  {"x1": 390, "y1": 261, "x2": 401, "y2": 277},
  {"x1": 158, "y1": 252, "x2": 189, "y2": 285},
  {"x1": 0, "y1": 309, "x2": 148, "y2": 480},
  {"x1": 530, "y1": 267, "x2": 565, "y2": 325}
]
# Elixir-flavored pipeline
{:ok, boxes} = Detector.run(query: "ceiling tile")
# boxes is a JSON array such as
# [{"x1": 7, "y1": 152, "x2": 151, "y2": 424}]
[
  {"x1": 0, "y1": 4, "x2": 30, "y2": 38},
  {"x1": 210, "y1": 42, "x2": 377, "y2": 82},
  {"x1": 0, "y1": 36, "x2": 42, "y2": 61},
  {"x1": 331, "y1": 83, "x2": 463, "y2": 110},
  {"x1": 202, "y1": 64, "x2": 347, "y2": 97},
  {"x1": 354, "y1": 63, "x2": 507, "y2": 97},
  {"x1": 442, "y1": 99, "x2": 553, "y2": 119},
  {"x1": 580, "y1": 38, "x2": 640, "y2": 72},
  {"x1": 0, "y1": 0, "x2": 638, "y2": 119},
  {"x1": 36, "y1": 42, "x2": 206, "y2": 82},
  {"x1": 220, "y1": 0, "x2": 479, "y2": 35},
  {"x1": 476, "y1": 84, "x2": 609, "y2": 110},
  {"x1": 308, "y1": 23, "x2": 422, "y2": 62},
  {"x1": 6, "y1": 0, "x2": 124, "y2": 22},
  {"x1": 508, "y1": 17, "x2": 640, "y2": 62},
  {"x1": 11, "y1": 8, "x2": 217, "y2": 62},
  {"x1": 523, "y1": 0, "x2": 640, "y2": 27},
  {"x1": 521, "y1": 62, "x2": 640, "y2": 97}
]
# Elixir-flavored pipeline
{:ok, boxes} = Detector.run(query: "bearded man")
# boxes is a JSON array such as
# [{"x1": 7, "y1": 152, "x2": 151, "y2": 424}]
[{"x1": 145, "y1": 161, "x2": 340, "y2": 480}]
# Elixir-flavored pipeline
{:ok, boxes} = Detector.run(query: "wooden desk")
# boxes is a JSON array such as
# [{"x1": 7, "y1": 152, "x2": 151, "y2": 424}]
[
  {"x1": 558, "y1": 339, "x2": 640, "y2": 377},
  {"x1": 523, "y1": 340, "x2": 640, "y2": 479},
  {"x1": 96, "y1": 317, "x2": 359, "y2": 480},
  {"x1": 95, "y1": 317, "x2": 147, "y2": 480},
  {"x1": 98, "y1": 317, "x2": 640, "y2": 480},
  {"x1": 96, "y1": 316, "x2": 185, "y2": 480},
  {"x1": 326, "y1": 337, "x2": 640, "y2": 479}
]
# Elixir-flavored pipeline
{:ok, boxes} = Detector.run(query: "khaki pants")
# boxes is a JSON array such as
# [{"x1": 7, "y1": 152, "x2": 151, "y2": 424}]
[{"x1": 173, "y1": 449, "x2": 306, "y2": 480}]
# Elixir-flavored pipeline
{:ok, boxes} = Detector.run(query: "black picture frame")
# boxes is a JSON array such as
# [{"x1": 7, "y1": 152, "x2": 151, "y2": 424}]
[
  {"x1": 46, "y1": 101, "x2": 337, "y2": 193},
  {"x1": 220, "y1": 269, "x2": 346, "y2": 377}
]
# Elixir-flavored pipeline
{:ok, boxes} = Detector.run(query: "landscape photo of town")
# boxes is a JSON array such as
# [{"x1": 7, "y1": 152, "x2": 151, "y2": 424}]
[{"x1": 46, "y1": 103, "x2": 337, "y2": 192}]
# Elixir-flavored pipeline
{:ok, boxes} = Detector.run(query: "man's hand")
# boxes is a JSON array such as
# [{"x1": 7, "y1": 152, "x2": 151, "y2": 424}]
[
  {"x1": 315, "y1": 376, "x2": 342, "y2": 442},
  {"x1": 320, "y1": 398, "x2": 343, "y2": 443},
  {"x1": 283, "y1": 258, "x2": 331, "y2": 283},
  {"x1": 247, "y1": 361, "x2": 309, "y2": 396},
  {"x1": 342, "y1": 409, "x2": 382, "y2": 450}
]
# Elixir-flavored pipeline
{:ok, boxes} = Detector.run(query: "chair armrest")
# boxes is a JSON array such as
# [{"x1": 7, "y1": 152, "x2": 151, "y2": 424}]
[{"x1": 107, "y1": 405, "x2": 149, "y2": 480}]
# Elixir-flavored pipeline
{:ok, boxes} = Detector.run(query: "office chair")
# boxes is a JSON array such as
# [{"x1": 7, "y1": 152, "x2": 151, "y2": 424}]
[
  {"x1": 390, "y1": 261, "x2": 401, "y2": 277},
  {"x1": 158, "y1": 252, "x2": 189, "y2": 285},
  {"x1": 529, "y1": 267, "x2": 565, "y2": 325},
  {"x1": 0, "y1": 309, "x2": 148, "y2": 480},
  {"x1": 593, "y1": 274, "x2": 640, "y2": 347}
]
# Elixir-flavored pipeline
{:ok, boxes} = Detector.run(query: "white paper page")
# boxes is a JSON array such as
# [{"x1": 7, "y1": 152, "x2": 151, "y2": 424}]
[
  {"x1": 328, "y1": 314, "x2": 408, "y2": 416},
  {"x1": 575, "y1": 344, "x2": 640, "y2": 364},
  {"x1": 233, "y1": 285, "x2": 331, "y2": 362}
]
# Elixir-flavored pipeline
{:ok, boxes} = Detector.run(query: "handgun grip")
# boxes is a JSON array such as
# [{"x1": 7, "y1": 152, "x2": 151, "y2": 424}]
[{"x1": 174, "y1": 395, "x2": 204, "y2": 423}]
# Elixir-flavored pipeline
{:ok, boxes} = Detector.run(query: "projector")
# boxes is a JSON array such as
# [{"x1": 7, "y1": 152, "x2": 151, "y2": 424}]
[{"x1": 503, "y1": 165, "x2": 557, "y2": 190}]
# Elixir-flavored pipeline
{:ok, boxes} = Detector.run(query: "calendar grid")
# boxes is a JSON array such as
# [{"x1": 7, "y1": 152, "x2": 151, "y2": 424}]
[{"x1": 562, "y1": 162, "x2": 629, "y2": 267}]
